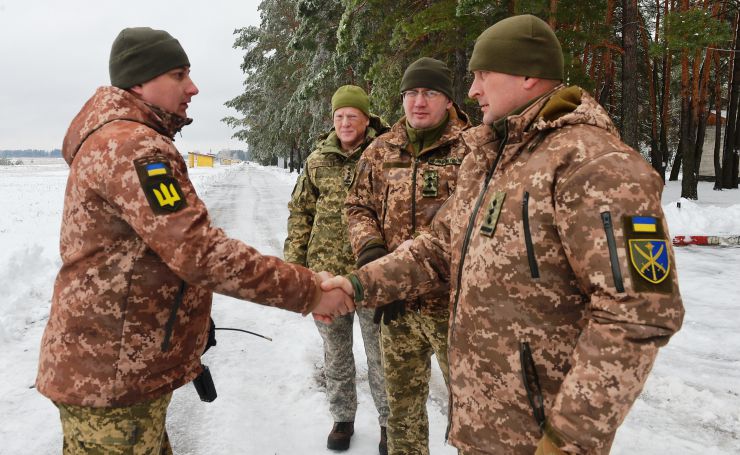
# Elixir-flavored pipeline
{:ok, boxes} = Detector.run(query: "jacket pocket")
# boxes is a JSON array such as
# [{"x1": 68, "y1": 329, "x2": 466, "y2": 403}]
[
  {"x1": 161, "y1": 281, "x2": 187, "y2": 351},
  {"x1": 600, "y1": 211, "x2": 625, "y2": 292},
  {"x1": 522, "y1": 191, "x2": 540, "y2": 279},
  {"x1": 519, "y1": 341, "x2": 546, "y2": 430},
  {"x1": 380, "y1": 185, "x2": 390, "y2": 236}
]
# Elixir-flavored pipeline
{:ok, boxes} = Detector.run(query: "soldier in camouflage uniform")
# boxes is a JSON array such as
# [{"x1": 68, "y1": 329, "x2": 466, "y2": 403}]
[
  {"x1": 37, "y1": 27, "x2": 352, "y2": 455},
  {"x1": 325, "y1": 15, "x2": 684, "y2": 455},
  {"x1": 284, "y1": 85, "x2": 390, "y2": 453},
  {"x1": 345, "y1": 58, "x2": 471, "y2": 455}
]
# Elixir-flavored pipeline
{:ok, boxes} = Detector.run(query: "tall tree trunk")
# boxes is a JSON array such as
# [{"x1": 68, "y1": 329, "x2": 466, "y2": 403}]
[
  {"x1": 713, "y1": 52, "x2": 724, "y2": 190},
  {"x1": 670, "y1": 1, "x2": 686, "y2": 183},
  {"x1": 453, "y1": 45, "x2": 467, "y2": 108},
  {"x1": 640, "y1": 7, "x2": 662, "y2": 175},
  {"x1": 679, "y1": 1, "x2": 698, "y2": 199},
  {"x1": 289, "y1": 142, "x2": 295, "y2": 173},
  {"x1": 548, "y1": 0, "x2": 558, "y2": 28},
  {"x1": 621, "y1": 0, "x2": 639, "y2": 149},
  {"x1": 723, "y1": 12, "x2": 740, "y2": 188},
  {"x1": 694, "y1": 2, "x2": 723, "y2": 179},
  {"x1": 597, "y1": 2, "x2": 616, "y2": 108},
  {"x1": 732, "y1": 107, "x2": 740, "y2": 187},
  {"x1": 693, "y1": 49, "x2": 713, "y2": 178},
  {"x1": 660, "y1": 0, "x2": 673, "y2": 180}
]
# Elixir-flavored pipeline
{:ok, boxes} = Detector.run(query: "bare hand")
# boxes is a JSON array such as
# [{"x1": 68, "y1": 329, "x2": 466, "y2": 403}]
[
  {"x1": 313, "y1": 313, "x2": 334, "y2": 324},
  {"x1": 312, "y1": 272, "x2": 354, "y2": 322},
  {"x1": 320, "y1": 275, "x2": 354, "y2": 296}
]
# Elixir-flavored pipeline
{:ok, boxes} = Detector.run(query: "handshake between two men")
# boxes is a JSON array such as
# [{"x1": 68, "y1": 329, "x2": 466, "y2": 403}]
[
  {"x1": 310, "y1": 272, "x2": 357, "y2": 324},
  {"x1": 309, "y1": 238, "x2": 416, "y2": 323}
]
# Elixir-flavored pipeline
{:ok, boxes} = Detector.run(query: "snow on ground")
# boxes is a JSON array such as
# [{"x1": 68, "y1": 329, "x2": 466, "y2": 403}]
[
  {"x1": 662, "y1": 181, "x2": 740, "y2": 236},
  {"x1": 0, "y1": 161, "x2": 738, "y2": 454}
]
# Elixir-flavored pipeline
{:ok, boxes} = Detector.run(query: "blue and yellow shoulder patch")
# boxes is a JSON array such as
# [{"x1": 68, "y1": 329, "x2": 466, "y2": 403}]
[
  {"x1": 133, "y1": 157, "x2": 187, "y2": 214},
  {"x1": 622, "y1": 215, "x2": 673, "y2": 293}
]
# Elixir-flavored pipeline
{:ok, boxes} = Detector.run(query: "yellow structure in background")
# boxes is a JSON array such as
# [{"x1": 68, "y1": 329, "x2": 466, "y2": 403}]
[{"x1": 187, "y1": 152, "x2": 215, "y2": 168}]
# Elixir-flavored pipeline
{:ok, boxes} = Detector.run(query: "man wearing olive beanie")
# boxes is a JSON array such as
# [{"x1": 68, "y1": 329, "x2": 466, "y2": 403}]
[
  {"x1": 322, "y1": 14, "x2": 683, "y2": 455},
  {"x1": 285, "y1": 85, "x2": 391, "y2": 453},
  {"x1": 39, "y1": 27, "x2": 357, "y2": 454},
  {"x1": 345, "y1": 58, "x2": 471, "y2": 455}
]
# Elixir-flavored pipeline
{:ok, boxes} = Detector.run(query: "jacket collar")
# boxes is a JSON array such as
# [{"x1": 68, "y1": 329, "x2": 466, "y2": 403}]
[{"x1": 384, "y1": 103, "x2": 471, "y2": 155}]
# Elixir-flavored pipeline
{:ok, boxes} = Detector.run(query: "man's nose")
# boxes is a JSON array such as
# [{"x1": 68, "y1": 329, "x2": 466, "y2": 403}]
[
  {"x1": 413, "y1": 95, "x2": 428, "y2": 107},
  {"x1": 467, "y1": 82, "x2": 479, "y2": 100},
  {"x1": 187, "y1": 77, "x2": 199, "y2": 96}
]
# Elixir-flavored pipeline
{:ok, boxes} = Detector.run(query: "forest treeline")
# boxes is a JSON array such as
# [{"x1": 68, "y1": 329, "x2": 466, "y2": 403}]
[{"x1": 223, "y1": 0, "x2": 740, "y2": 199}]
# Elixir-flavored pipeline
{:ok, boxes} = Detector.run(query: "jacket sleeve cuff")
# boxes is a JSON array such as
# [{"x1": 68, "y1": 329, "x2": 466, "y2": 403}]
[
  {"x1": 302, "y1": 273, "x2": 323, "y2": 316},
  {"x1": 347, "y1": 273, "x2": 364, "y2": 303},
  {"x1": 359, "y1": 238, "x2": 387, "y2": 254}
]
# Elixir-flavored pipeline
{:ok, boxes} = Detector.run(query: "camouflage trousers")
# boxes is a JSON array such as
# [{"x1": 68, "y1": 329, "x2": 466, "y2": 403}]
[
  {"x1": 55, "y1": 393, "x2": 173, "y2": 454},
  {"x1": 315, "y1": 307, "x2": 389, "y2": 426},
  {"x1": 381, "y1": 309, "x2": 450, "y2": 455}
]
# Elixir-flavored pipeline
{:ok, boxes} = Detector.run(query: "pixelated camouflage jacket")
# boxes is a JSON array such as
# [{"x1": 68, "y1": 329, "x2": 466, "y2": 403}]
[
  {"x1": 346, "y1": 104, "x2": 471, "y2": 313},
  {"x1": 37, "y1": 86, "x2": 320, "y2": 407},
  {"x1": 284, "y1": 116, "x2": 388, "y2": 275},
  {"x1": 353, "y1": 86, "x2": 684, "y2": 454}
]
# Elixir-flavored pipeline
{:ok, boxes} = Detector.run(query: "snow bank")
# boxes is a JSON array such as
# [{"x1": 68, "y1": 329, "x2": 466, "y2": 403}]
[{"x1": 662, "y1": 180, "x2": 740, "y2": 235}]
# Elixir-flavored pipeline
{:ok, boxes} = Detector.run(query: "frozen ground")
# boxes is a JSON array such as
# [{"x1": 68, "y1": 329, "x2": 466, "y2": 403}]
[{"x1": 0, "y1": 161, "x2": 737, "y2": 454}]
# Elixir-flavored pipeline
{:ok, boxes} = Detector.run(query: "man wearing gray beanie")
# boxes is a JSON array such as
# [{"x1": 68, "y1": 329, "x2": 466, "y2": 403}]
[
  {"x1": 37, "y1": 27, "x2": 355, "y2": 454},
  {"x1": 322, "y1": 14, "x2": 684, "y2": 455}
]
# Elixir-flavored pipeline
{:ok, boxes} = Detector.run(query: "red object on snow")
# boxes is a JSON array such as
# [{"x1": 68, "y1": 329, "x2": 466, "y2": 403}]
[{"x1": 672, "y1": 235, "x2": 740, "y2": 246}]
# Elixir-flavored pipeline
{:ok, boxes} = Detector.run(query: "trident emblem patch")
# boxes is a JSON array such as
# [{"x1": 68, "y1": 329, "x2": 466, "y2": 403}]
[
  {"x1": 134, "y1": 157, "x2": 187, "y2": 214},
  {"x1": 153, "y1": 182, "x2": 182, "y2": 207},
  {"x1": 628, "y1": 239, "x2": 670, "y2": 284}
]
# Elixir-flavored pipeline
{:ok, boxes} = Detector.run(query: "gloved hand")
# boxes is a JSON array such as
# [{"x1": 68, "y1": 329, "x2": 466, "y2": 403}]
[
  {"x1": 202, "y1": 317, "x2": 217, "y2": 354},
  {"x1": 534, "y1": 432, "x2": 567, "y2": 455},
  {"x1": 356, "y1": 245, "x2": 388, "y2": 268},
  {"x1": 373, "y1": 300, "x2": 406, "y2": 325}
]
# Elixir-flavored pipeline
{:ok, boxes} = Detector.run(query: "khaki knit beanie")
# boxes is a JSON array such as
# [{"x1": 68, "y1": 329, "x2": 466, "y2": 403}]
[
  {"x1": 468, "y1": 14, "x2": 564, "y2": 81},
  {"x1": 331, "y1": 85, "x2": 370, "y2": 117},
  {"x1": 110, "y1": 27, "x2": 190, "y2": 89}
]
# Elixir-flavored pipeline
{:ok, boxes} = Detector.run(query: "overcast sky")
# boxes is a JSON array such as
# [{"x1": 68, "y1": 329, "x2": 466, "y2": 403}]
[{"x1": 0, "y1": 0, "x2": 261, "y2": 153}]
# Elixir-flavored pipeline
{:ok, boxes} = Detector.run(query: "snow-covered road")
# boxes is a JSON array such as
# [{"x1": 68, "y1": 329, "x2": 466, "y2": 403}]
[{"x1": 0, "y1": 161, "x2": 738, "y2": 454}]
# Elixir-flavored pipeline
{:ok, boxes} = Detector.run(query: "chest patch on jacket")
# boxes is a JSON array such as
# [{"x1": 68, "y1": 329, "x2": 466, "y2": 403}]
[
  {"x1": 623, "y1": 215, "x2": 672, "y2": 291},
  {"x1": 134, "y1": 158, "x2": 187, "y2": 214},
  {"x1": 480, "y1": 191, "x2": 506, "y2": 237},
  {"x1": 421, "y1": 170, "x2": 438, "y2": 197}
]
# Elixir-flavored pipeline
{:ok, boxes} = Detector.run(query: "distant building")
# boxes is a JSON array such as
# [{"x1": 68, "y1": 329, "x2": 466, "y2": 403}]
[
  {"x1": 188, "y1": 152, "x2": 216, "y2": 168},
  {"x1": 216, "y1": 149, "x2": 249, "y2": 162}
]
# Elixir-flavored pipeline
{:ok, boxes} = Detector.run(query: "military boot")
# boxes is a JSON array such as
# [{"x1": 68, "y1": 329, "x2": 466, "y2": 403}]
[
  {"x1": 379, "y1": 426, "x2": 387, "y2": 455},
  {"x1": 327, "y1": 421, "x2": 354, "y2": 451}
]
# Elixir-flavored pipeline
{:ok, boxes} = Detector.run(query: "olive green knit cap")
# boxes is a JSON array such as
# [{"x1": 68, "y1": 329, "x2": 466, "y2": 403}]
[
  {"x1": 331, "y1": 85, "x2": 370, "y2": 117},
  {"x1": 109, "y1": 27, "x2": 190, "y2": 89},
  {"x1": 400, "y1": 57, "x2": 454, "y2": 100},
  {"x1": 468, "y1": 14, "x2": 564, "y2": 81}
]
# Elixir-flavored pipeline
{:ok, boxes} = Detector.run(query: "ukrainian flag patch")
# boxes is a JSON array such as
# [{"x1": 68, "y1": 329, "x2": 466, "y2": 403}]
[
  {"x1": 631, "y1": 216, "x2": 657, "y2": 233},
  {"x1": 145, "y1": 162, "x2": 167, "y2": 176},
  {"x1": 134, "y1": 157, "x2": 187, "y2": 214}
]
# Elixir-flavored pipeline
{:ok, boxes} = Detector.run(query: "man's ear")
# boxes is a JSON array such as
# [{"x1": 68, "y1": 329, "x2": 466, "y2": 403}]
[
  {"x1": 129, "y1": 84, "x2": 144, "y2": 96},
  {"x1": 522, "y1": 76, "x2": 541, "y2": 90}
]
